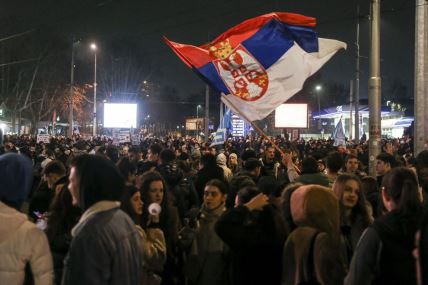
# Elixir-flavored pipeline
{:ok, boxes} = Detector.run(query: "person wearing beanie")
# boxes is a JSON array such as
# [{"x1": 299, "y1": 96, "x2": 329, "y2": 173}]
[
  {"x1": 227, "y1": 153, "x2": 240, "y2": 175},
  {"x1": 0, "y1": 153, "x2": 54, "y2": 285}
]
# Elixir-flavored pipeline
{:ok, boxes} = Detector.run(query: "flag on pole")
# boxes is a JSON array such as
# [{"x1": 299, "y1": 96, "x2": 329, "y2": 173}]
[
  {"x1": 333, "y1": 118, "x2": 346, "y2": 147},
  {"x1": 220, "y1": 107, "x2": 232, "y2": 130},
  {"x1": 164, "y1": 12, "x2": 346, "y2": 121}
]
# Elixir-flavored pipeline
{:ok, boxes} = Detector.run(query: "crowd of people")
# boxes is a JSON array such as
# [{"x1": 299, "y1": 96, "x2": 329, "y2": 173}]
[{"x1": 0, "y1": 133, "x2": 428, "y2": 285}]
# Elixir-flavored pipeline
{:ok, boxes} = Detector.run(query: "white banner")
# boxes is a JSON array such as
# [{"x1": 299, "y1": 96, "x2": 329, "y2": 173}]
[{"x1": 37, "y1": 134, "x2": 51, "y2": 144}]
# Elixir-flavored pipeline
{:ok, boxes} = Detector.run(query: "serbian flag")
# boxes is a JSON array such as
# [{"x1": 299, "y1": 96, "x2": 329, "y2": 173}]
[{"x1": 164, "y1": 12, "x2": 346, "y2": 121}]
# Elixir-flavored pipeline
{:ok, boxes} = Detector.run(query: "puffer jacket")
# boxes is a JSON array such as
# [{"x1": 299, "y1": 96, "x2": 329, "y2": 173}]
[{"x1": 0, "y1": 201, "x2": 54, "y2": 285}]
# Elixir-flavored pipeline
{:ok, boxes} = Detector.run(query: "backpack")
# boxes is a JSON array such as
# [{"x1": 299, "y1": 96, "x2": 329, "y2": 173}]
[{"x1": 171, "y1": 178, "x2": 200, "y2": 222}]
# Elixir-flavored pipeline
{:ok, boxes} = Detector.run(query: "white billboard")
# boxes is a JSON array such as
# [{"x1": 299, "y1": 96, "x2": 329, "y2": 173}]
[
  {"x1": 275, "y1": 103, "x2": 308, "y2": 128},
  {"x1": 104, "y1": 103, "x2": 137, "y2": 129},
  {"x1": 185, "y1": 118, "x2": 204, "y2": 131}
]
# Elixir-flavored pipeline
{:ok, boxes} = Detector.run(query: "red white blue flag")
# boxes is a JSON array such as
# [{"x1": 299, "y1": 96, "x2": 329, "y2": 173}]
[{"x1": 164, "y1": 12, "x2": 346, "y2": 121}]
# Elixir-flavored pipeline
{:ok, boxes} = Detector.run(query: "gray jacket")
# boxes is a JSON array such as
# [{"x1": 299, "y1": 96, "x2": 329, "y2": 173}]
[
  {"x1": 62, "y1": 206, "x2": 141, "y2": 285},
  {"x1": 183, "y1": 205, "x2": 229, "y2": 285}
]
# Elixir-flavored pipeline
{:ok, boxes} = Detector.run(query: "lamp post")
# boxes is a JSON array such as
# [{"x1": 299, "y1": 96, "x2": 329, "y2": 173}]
[
  {"x1": 196, "y1": 104, "x2": 202, "y2": 139},
  {"x1": 68, "y1": 40, "x2": 78, "y2": 138},
  {"x1": 196, "y1": 104, "x2": 201, "y2": 119},
  {"x1": 315, "y1": 85, "x2": 322, "y2": 131},
  {"x1": 90, "y1": 43, "x2": 97, "y2": 137}
]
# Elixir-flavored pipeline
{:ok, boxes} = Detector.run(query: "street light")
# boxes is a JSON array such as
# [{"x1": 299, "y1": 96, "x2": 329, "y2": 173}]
[
  {"x1": 196, "y1": 104, "x2": 202, "y2": 139},
  {"x1": 315, "y1": 85, "x2": 322, "y2": 132},
  {"x1": 196, "y1": 104, "x2": 202, "y2": 119},
  {"x1": 68, "y1": 39, "x2": 79, "y2": 137},
  {"x1": 90, "y1": 43, "x2": 97, "y2": 137}
]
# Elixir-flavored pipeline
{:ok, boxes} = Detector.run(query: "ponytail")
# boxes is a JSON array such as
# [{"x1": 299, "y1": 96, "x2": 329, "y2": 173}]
[
  {"x1": 382, "y1": 167, "x2": 423, "y2": 216},
  {"x1": 398, "y1": 178, "x2": 423, "y2": 216}
]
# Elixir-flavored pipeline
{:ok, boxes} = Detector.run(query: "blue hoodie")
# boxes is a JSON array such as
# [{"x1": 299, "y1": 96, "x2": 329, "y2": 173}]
[{"x1": 0, "y1": 153, "x2": 33, "y2": 208}]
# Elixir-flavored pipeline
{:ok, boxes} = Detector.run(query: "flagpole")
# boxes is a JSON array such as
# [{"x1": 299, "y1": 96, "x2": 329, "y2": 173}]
[
  {"x1": 219, "y1": 101, "x2": 224, "y2": 129},
  {"x1": 221, "y1": 94, "x2": 285, "y2": 155}
]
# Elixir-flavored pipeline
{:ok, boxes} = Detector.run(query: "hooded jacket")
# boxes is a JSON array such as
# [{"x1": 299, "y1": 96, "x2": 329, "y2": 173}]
[
  {"x1": 0, "y1": 153, "x2": 33, "y2": 208},
  {"x1": 0, "y1": 153, "x2": 53, "y2": 285},
  {"x1": 282, "y1": 185, "x2": 346, "y2": 285},
  {"x1": 216, "y1": 154, "x2": 233, "y2": 182},
  {"x1": 0, "y1": 202, "x2": 54, "y2": 285}
]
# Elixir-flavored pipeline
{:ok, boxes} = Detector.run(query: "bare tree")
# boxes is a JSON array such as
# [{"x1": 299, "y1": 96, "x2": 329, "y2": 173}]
[{"x1": 59, "y1": 84, "x2": 92, "y2": 124}]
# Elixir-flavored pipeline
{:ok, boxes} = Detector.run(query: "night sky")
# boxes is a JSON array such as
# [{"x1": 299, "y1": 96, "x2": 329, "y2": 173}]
[{"x1": 1, "y1": 0, "x2": 415, "y2": 122}]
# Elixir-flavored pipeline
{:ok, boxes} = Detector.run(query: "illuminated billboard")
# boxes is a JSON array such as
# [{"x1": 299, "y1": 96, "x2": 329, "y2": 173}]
[
  {"x1": 104, "y1": 103, "x2": 137, "y2": 129},
  {"x1": 185, "y1": 118, "x2": 204, "y2": 131},
  {"x1": 275, "y1": 103, "x2": 308, "y2": 128}
]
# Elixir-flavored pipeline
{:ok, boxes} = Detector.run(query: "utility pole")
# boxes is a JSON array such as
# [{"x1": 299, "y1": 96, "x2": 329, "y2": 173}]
[
  {"x1": 68, "y1": 40, "x2": 76, "y2": 137},
  {"x1": 90, "y1": 44, "x2": 97, "y2": 137},
  {"x1": 349, "y1": 80, "x2": 353, "y2": 140},
  {"x1": 355, "y1": 3, "x2": 361, "y2": 143},
  {"x1": 219, "y1": 101, "x2": 224, "y2": 129},
  {"x1": 414, "y1": 0, "x2": 428, "y2": 155},
  {"x1": 368, "y1": 0, "x2": 382, "y2": 176},
  {"x1": 93, "y1": 51, "x2": 97, "y2": 137},
  {"x1": 204, "y1": 84, "x2": 209, "y2": 143}
]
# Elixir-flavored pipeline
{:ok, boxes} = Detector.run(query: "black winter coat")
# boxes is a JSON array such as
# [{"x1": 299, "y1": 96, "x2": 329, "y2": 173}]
[
  {"x1": 345, "y1": 210, "x2": 422, "y2": 285},
  {"x1": 215, "y1": 205, "x2": 287, "y2": 285}
]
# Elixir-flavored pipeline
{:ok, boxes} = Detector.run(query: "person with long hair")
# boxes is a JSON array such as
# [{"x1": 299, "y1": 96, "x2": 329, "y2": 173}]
[
  {"x1": 139, "y1": 171, "x2": 181, "y2": 285},
  {"x1": 121, "y1": 185, "x2": 166, "y2": 285},
  {"x1": 62, "y1": 154, "x2": 141, "y2": 285},
  {"x1": 345, "y1": 167, "x2": 424, "y2": 285},
  {"x1": 45, "y1": 186, "x2": 81, "y2": 285},
  {"x1": 333, "y1": 174, "x2": 372, "y2": 266}
]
